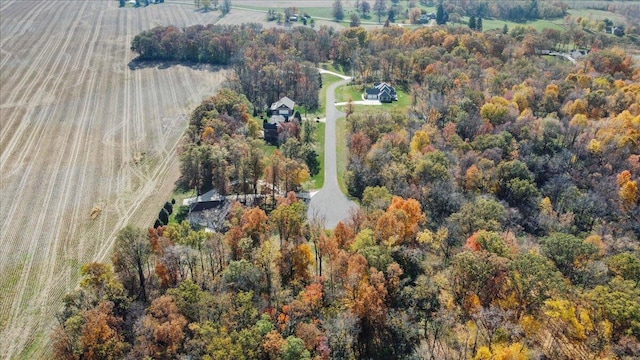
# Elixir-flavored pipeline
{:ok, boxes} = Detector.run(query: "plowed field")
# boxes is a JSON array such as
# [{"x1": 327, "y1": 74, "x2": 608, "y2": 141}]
[{"x1": 0, "y1": 1, "x2": 227, "y2": 357}]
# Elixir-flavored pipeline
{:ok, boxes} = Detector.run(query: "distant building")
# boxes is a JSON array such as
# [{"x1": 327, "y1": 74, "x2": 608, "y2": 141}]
[
  {"x1": 419, "y1": 12, "x2": 436, "y2": 23},
  {"x1": 364, "y1": 82, "x2": 397, "y2": 103}
]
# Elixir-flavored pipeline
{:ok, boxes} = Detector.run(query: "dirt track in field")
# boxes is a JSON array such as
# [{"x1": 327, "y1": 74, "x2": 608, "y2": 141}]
[{"x1": 0, "y1": 1, "x2": 227, "y2": 358}]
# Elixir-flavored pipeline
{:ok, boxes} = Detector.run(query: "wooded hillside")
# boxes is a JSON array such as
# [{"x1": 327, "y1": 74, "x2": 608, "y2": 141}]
[{"x1": 54, "y1": 23, "x2": 639, "y2": 359}]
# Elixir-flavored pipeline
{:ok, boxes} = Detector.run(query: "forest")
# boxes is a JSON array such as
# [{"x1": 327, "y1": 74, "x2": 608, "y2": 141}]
[{"x1": 54, "y1": 20, "x2": 639, "y2": 360}]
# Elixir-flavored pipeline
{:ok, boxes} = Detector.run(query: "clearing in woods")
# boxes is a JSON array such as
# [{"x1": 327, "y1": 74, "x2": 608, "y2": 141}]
[{"x1": 0, "y1": 1, "x2": 228, "y2": 358}]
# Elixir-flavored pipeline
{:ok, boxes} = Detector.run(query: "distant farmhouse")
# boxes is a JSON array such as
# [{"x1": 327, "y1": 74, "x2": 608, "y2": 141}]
[
  {"x1": 264, "y1": 96, "x2": 295, "y2": 145},
  {"x1": 364, "y1": 82, "x2": 397, "y2": 103},
  {"x1": 419, "y1": 12, "x2": 436, "y2": 24}
]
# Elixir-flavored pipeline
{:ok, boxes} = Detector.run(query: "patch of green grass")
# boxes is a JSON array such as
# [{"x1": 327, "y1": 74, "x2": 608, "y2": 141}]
[
  {"x1": 391, "y1": 87, "x2": 412, "y2": 109},
  {"x1": 168, "y1": 188, "x2": 196, "y2": 224},
  {"x1": 453, "y1": 16, "x2": 564, "y2": 33},
  {"x1": 319, "y1": 62, "x2": 346, "y2": 74},
  {"x1": 335, "y1": 83, "x2": 364, "y2": 103},
  {"x1": 298, "y1": 7, "x2": 337, "y2": 19},
  {"x1": 260, "y1": 141, "x2": 277, "y2": 157},
  {"x1": 310, "y1": 121, "x2": 325, "y2": 189},
  {"x1": 335, "y1": 117, "x2": 349, "y2": 195},
  {"x1": 566, "y1": 8, "x2": 627, "y2": 24},
  {"x1": 317, "y1": 73, "x2": 344, "y2": 117},
  {"x1": 337, "y1": 86, "x2": 412, "y2": 113}
]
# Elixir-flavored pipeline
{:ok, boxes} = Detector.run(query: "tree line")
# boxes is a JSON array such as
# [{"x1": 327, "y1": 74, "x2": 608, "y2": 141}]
[{"x1": 130, "y1": 24, "x2": 331, "y2": 111}]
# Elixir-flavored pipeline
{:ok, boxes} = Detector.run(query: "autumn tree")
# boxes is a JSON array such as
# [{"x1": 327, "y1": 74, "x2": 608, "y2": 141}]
[
  {"x1": 376, "y1": 196, "x2": 425, "y2": 246},
  {"x1": 134, "y1": 295, "x2": 188, "y2": 359},
  {"x1": 409, "y1": 8, "x2": 422, "y2": 24},
  {"x1": 241, "y1": 207, "x2": 269, "y2": 247},
  {"x1": 79, "y1": 262, "x2": 129, "y2": 314},
  {"x1": 451, "y1": 250, "x2": 509, "y2": 308},
  {"x1": 270, "y1": 195, "x2": 307, "y2": 248},
  {"x1": 53, "y1": 301, "x2": 129, "y2": 360}
]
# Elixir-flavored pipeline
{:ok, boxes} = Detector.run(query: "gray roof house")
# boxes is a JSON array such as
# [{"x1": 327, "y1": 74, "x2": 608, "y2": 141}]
[
  {"x1": 270, "y1": 96, "x2": 295, "y2": 119},
  {"x1": 364, "y1": 82, "x2": 397, "y2": 103}
]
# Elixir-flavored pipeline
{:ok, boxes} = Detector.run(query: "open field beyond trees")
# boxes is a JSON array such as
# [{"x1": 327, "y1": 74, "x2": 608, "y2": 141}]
[{"x1": 0, "y1": 1, "x2": 228, "y2": 358}]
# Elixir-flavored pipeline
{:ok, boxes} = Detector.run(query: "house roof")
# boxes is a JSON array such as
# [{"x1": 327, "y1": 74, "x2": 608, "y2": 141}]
[
  {"x1": 182, "y1": 189, "x2": 221, "y2": 206},
  {"x1": 379, "y1": 89, "x2": 392, "y2": 98},
  {"x1": 366, "y1": 82, "x2": 396, "y2": 97},
  {"x1": 268, "y1": 115, "x2": 287, "y2": 125},
  {"x1": 377, "y1": 84, "x2": 396, "y2": 94},
  {"x1": 270, "y1": 96, "x2": 295, "y2": 111}
]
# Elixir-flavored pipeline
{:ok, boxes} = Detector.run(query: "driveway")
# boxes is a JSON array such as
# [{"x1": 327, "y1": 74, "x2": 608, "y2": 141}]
[{"x1": 307, "y1": 77, "x2": 359, "y2": 229}]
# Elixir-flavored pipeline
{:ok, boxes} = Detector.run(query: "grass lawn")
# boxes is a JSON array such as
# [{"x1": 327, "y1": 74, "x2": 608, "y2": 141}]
[
  {"x1": 309, "y1": 121, "x2": 325, "y2": 189},
  {"x1": 168, "y1": 188, "x2": 196, "y2": 224},
  {"x1": 260, "y1": 141, "x2": 277, "y2": 158},
  {"x1": 335, "y1": 83, "x2": 364, "y2": 103},
  {"x1": 319, "y1": 62, "x2": 347, "y2": 74},
  {"x1": 566, "y1": 8, "x2": 627, "y2": 24},
  {"x1": 317, "y1": 73, "x2": 344, "y2": 117},
  {"x1": 335, "y1": 116, "x2": 349, "y2": 195},
  {"x1": 452, "y1": 16, "x2": 564, "y2": 33},
  {"x1": 337, "y1": 86, "x2": 412, "y2": 113}
]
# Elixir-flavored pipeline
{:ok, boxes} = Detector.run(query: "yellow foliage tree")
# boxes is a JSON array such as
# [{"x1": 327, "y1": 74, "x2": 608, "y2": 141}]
[
  {"x1": 410, "y1": 130, "x2": 430, "y2": 155},
  {"x1": 543, "y1": 299, "x2": 593, "y2": 341},
  {"x1": 619, "y1": 180, "x2": 638, "y2": 212},
  {"x1": 464, "y1": 164, "x2": 483, "y2": 192}
]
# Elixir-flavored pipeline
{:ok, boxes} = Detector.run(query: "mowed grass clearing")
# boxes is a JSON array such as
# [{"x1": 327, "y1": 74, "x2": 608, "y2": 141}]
[{"x1": 310, "y1": 121, "x2": 326, "y2": 189}]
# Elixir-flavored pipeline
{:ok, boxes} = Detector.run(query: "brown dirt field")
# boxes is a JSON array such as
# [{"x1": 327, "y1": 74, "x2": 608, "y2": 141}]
[{"x1": 0, "y1": 1, "x2": 229, "y2": 358}]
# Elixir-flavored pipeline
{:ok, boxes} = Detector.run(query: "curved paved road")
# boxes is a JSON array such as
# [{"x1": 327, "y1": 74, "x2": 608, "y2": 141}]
[{"x1": 307, "y1": 76, "x2": 359, "y2": 229}]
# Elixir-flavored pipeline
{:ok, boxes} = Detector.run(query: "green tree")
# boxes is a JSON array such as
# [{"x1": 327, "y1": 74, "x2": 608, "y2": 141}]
[
  {"x1": 509, "y1": 252, "x2": 563, "y2": 316},
  {"x1": 541, "y1": 233, "x2": 598, "y2": 285},
  {"x1": 468, "y1": 16, "x2": 476, "y2": 30},
  {"x1": 587, "y1": 277, "x2": 640, "y2": 338},
  {"x1": 222, "y1": 260, "x2": 263, "y2": 293},
  {"x1": 350, "y1": 13, "x2": 361, "y2": 27},
  {"x1": 111, "y1": 225, "x2": 151, "y2": 302},
  {"x1": 281, "y1": 336, "x2": 311, "y2": 360},
  {"x1": 221, "y1": 0, "x2": 231, "y2": 15},
  {"x1": 362, "y1": 186, "x2": 392, "y2": 211},
  {"x1": 436, "y1": 0, "x2": 448, "y2": 25},
  {"x1": 360, "y1": 0, "x2": 371, "y2": 15},
  {"x1": 373, "y1": 0, "x2": 387, "y2": 23},
  {"x1": 449, "y1": 196, "x2": 506, "y2": 238},
  {"x1": 606, "y1": 252, "x2": 640, "y2": 285},
  {"x1": 332, "y1": 0, "x2": 344, "y2": 20},
  {"x1": 270, "y1": 199, "x2": 307, "y2": 248}
]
